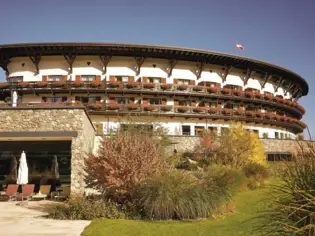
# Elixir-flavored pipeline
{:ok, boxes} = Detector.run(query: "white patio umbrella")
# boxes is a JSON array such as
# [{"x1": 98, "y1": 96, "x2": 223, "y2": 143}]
[
  {"x1": 12, "y1": 91, "x2": 17, "y2": 107},
  {"x1": 17, "y1": 151, "x2": 28, "y2": 203}
]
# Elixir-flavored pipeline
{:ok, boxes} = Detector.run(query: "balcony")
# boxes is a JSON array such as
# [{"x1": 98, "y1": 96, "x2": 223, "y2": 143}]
[
  {"x1": 0, "y1": 81, "x2": 305, "y2": 116},
  {"x1": 0, "y1": 102, "x2": 304, "y2": 132}
]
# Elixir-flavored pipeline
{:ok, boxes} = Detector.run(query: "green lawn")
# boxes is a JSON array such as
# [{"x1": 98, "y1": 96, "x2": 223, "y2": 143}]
[{"x1": 82, "y1": 187, "x2": 268, "y2": 236}]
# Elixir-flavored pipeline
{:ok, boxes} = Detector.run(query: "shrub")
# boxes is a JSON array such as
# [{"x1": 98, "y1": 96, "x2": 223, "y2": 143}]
[
  {"x1": 48, "y1": 195, "x2": 125, "y2": 220},
  {"x1": 136, "y1": 169, "x2": 241, "y2": 220},
  {"x1": 242, "y1": 163, "x2": 268, "y2": 189},
  {"x1": 85, "y1": 130, "x2": 166, "y2": 203},
  {"x1": 258, "y1": 143, "x2": 315, "y2": 235}
]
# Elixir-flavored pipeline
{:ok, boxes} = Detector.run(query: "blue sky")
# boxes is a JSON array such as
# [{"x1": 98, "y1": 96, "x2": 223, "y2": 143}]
[{"x1": 0, "y1": 0, "x2": 314, "y2": 136}]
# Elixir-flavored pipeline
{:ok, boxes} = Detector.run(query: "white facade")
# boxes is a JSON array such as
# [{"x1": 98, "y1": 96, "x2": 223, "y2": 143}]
[{"x1": 5, "y1": 56, "x2": 303, "y2": 139}]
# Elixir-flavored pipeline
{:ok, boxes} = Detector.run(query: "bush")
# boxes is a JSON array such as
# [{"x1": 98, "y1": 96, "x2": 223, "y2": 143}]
[
  {"x1": 48, "y1": 195, "x2": 125, "y2": 220},
  {"x1": 136, "y1": 168, "x2": 244, "y2": 220},
  {"x1": 258, "y1": 143, "x2": 315, "y2": 235},
  {"x1": 242, "y1": 163, "x2": 268, "y2": 189},
  {"x1": 85, "y1": 130, "x2": 166, "y2": 204}
]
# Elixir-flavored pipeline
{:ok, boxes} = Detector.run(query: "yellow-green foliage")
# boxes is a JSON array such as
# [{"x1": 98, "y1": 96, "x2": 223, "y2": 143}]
[{"x1": 217, "y1": 122, "x2": 266, "y2": 168}]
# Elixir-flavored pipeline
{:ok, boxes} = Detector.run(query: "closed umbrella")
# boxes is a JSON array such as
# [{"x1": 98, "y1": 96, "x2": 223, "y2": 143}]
[
  {"x1": 17, "y1": 151, "x2": 28, "y2": 185},
  {"x1": 9, "y1": 156, "x2": 17, "y2": 181},
  {"x1": 12, "y1": 91, "x2": 17, "y2": 107},
  {"x1": 51, "y1": 155, "x2": 60, "y2": 180}
]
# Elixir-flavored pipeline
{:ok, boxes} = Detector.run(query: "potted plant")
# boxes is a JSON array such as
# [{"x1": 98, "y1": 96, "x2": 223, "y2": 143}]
[
  {"x1": 245, "y1": 91, "x2": 254, "y2": 98},
  {"x1": 18, "y1": 82, "x2": 30, "y2": 87},
  {"x1": 207, "y1": 87, "x2": 218, "y2": 93},
  {"x1": 235, "y1": 109, "x2": 245, "y2": 115},
  {"x1": 143, "y1": 105, "x2": 156, "y2": 111},
  {"x1": 264, "y1": 93, "x2": 273, "y2": 101},
  {"x1": 193, "y1": 86, "x2": 203, "y2": 92},
  {"x1": 160, "y1": 105, "x2": 172, "y2": 112},
  {"x1": 266, "y1": 112, "x2": 276, "y2": 119},
  {"x1": 143, "y1": 83, "x2": 155, "y2": 89},
  {"x1": 255, "y1": 92, "x2": 263, "y2": 99},
  {"x1": 160, "y1": 84, "x2": 172, "y2": 90},
  {"x1": 208, "y1": 107, "x2": 219, "y2": 114},
  {"x1": 177, "y1": 106, "x2": 189, "y2": 113},
  {"x1": 245, "y1": 111, "x2": 255, "y2": 117},
  {"x1": 256, "y1": 112, "x2": 264, "y2": 118},
  {"x1": 222, "y1": 88, "x2": 232, "y2": 94},
  {"x1": 193, "y1": 107, "x2": 205, "y2": 113},
  {"x1": 127, "y1": 104, "x2": 139, "y2": 110},
  {"x1": 233, "y1": 90, "x2": 243, "y2": 96},
  {"x1": 178, "y1": 84, "x2": 189, "y2": 91},
  {"x1": 72, "y1": 81, "x2": 83, "y2": 88},
  {"x1": 108, "y1": 81, "x2": 121, "y2": 88},
  {"x1": 126, "y1": 82, "x2": 139, "y2": 88},
  {"x1": 222, "y1": 108, "x2": 233, "y2": 115},
  {"x1": 106, "y1": 104, "x2": 120, "y2": 110},
  {"x1": 90, "y1": 81, "x2": 103, "y2": 88},
  {"x1": 35, "y1": 82, "x2": 48, "y2": 88}
]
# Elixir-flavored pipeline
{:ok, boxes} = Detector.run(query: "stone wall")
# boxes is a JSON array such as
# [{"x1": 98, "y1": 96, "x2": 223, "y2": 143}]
[
  {"x1": 0, "y1": 107, "x2": 95, "y2": 194},
  {"x1": 165, "y1": 135, "x2": 313, "y2": 155}
]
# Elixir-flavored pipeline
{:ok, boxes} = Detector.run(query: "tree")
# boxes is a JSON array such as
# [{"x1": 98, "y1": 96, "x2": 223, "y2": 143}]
[
  {"x1": 85, "y1": 130, "x2": 167, "y2": 203},
  {"x1": 214, "y1": 123, "x2": 266, "y2": 168}
]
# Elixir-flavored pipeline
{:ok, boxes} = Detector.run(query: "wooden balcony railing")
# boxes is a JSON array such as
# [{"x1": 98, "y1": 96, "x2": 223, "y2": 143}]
[
  {"x1": 0, "y1": 102, "x2": 305, "y2": 132},
  {"x1": 0, "y1": 81, "x2": 305, "y2": 115}
]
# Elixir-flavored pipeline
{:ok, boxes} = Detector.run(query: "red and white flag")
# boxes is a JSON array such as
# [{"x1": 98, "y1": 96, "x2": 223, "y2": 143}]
[{"x1": 236, "y1": 43, "x2": 244, "y2": 50}]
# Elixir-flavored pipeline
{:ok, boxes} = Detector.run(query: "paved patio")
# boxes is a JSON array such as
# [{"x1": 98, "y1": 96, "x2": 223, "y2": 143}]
[{"x1": 0, "y1": 201, "x2": 90, "y2": 236}]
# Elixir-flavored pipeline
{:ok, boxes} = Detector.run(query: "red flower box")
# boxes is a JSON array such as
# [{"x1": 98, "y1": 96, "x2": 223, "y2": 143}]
[
  {"x1": 245, "y1": 91, "x2": 254, "y2": 98},
  {"x1": 208, "y1": 108, "x2": 219, "y2": 114},
  {"x1": 178, "y1": 85, "x2": 189, "y2": 91},
  {"x1": 193, "y1": 107, "x2": 206, "y2": 113},
  {"x1": 233, "y1": 90, "x2": 243, "y2": 96},
  {"x1": 207, "y1": 87, "x2": 218, "y2": 93},
  {"x1": 90, "y1": 81, "x2": 103, "y2": 88},
  {"x1": 160, "y1": 105, "x2": 172, "y2": 111},
  {"x1": 222, "y1": 88, "x2": 232, "y2": 94},
  {"x1": 245, "y1": 111, "x2": 255, "y2": 117},
  {"x1": 193, "y1": 86, "x2": 204, "y2": 92},
  {"x1": 52, "y1": 81, "x2": 66, "y2": 88},
  {"x1": 87, "y1": 103, "x2": 103, "y2": 110},
  {"x1": 127, "y1": 104, "x2": 139, "y2": 110},
  {"x1": 266, "y1": 112, "x2": 276, "y2": 119},
  {"x1": 274, "y1": 96, "x2": 283, "y2": 103},
  {"x1": 108, "y1": 81, "x2": 121, "y2": 88},
  {"x1": 222, "y1": 108, "x2": 233, "y2": 115},
  {"x1": 255, "y1": 92, "x2": 263, "y2": 99},
  {"x1": 235, "y1": 109, "x2": 245, "y2": 115},
  {"x1": 72, "y1": 81, "x2": 83, "y2": 87},
  {"x1": 177, "y1": 106, "x2": 189, "y2": 113},
  {"x1": 160, "y1": 84, "x2": 172, "y2": 90},
  {"x1": 255, "y1": 112, "x2": 264, "y2": 118},
  {"x1": 35, "y1": 82, "x2": 48, "y2": 88},
  {"x1": 143, "y1": 105, "x2": 156, "y2": 111},
  {"x1": 264, "y1": 93, "x2": 273, "y2": 101},
  {"x1": 126, "y1": 82, "x2": 139, "y2": 88},
  {"x1": 106, "y1": 104, "x2": 120, "y2": 110},
  {"x1": 18, "y1": 82, "x2": 30, "y2": 87},
  {"x1": 143, "y1": 83, "x2": 155, "y2": 89}
]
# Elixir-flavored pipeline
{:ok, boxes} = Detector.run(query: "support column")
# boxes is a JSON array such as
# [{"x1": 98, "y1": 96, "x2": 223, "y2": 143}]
[{"x1": 64, "y1": 54, "x2": 76, "y2": 74}]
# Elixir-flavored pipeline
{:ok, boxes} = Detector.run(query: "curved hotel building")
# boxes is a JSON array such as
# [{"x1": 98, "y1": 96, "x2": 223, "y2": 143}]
[{"x1": 0, "y1": 43, "x2": 308, "y2": 138}]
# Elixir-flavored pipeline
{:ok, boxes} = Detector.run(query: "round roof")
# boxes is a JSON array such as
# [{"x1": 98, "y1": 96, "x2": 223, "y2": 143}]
[{"x1": 0, "y1": 42, "x2": 309, "y2": 96}]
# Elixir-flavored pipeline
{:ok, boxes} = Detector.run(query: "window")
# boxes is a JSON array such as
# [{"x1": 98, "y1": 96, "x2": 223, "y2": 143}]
[
  {"x1": 116, "y1": 97, "x2": 130, "y2": 104},
  {"x1": 48, "y1": 75, "x2": 62, "y2": 82},
  {"x1": 148, "y1": 98, "x2": 161, "y2": 105},
  {"x1": 275, "y1": 132, "x2": 279, "y2": 139},
  {"x1": 81, "y1": 75, "x2": 96, "y2": 82},
  {"x1": 116, "y1": 76, "x2": 129, "y2": 83},
  {"x1": 208, "y1": 127, "x2": 217, "y2": 134},
  {"x1": 43, "y1": 97, "x2": 67, "y2": 103},
  {"x1": 182, "y1": 126, "x2": 191, "y2": 135},
  {"x1": 7, "y1": 76, "x2": 23, "y2": 82},
  {"x1": 94, "y1": 123, "x2": 104, "y2": 135},
  {"x1": 75, "y1": 96, "x2": 101, "y2": 103},
  {"x1": 179, "y1": 100, "x2": 191, "y2": 106},
  {"x1": 209, "y1": 102, "x2": 217, "y2": 108},
  {"x1": 149, "y1": 77, "x2": 161, "y2": 83},
  {"x1": 121, "y1": 124, "x2": 153, "y2": 133},
  {"x1": 267, "y1": 153, "x2": 292, "y2": 161},
  {"x1": 178, "y1": 79, "x2": 190, "y2": 85},
  {"x1": 225, "y1": 103, "x2": 239, "y2": 109}
]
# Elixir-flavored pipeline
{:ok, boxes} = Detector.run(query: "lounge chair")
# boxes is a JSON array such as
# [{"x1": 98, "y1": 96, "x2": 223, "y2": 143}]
[
  {"x1": 16, "y1": 184, "x2": 35, "y2": 201},
  {"x1": 32, "y1": 185, "x2": 51, "y2": 200},
  {"x1": 54, "y1": 185, "x2": 70, "y2": 201},
  {"x1": 0, "y1": 184, "x2": 18, "y2": 201}
]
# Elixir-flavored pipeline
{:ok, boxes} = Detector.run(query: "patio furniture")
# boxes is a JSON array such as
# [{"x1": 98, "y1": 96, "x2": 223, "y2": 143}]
[
  {"x1": 16, "y1": 184, "x2": 35, "y2": 201},
  {"x1": 0, "y1": 184, "x2": 18, "y2": 201},
  {"x1": 32, "y1": 185, "x2": 51, "y2": 200},
  {"x1": 54, "y1": 185, "x2": 70, "y2": 201}
]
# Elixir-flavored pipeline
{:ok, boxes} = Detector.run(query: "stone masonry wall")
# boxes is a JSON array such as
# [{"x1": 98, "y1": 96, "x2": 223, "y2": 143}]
[{"x1": 0, "y1": 108, "x2": 95, "y2": 194}]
